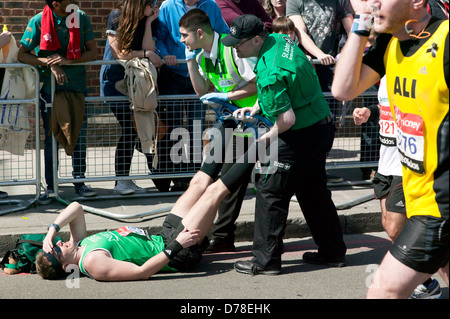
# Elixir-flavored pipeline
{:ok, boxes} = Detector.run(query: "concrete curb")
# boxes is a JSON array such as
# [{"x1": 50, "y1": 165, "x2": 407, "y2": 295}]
[{"x1": 0, "y1": 212, "x2": 383, "y2": 257}]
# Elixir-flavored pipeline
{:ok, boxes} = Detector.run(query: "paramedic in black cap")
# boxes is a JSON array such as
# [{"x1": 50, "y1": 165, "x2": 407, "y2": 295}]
[
  {"x1": 221, "y1": 14, "x2": 266, "y2": 47},
  {"x1": 221, "y1": 15, "x2": 346, "y2": 275}
]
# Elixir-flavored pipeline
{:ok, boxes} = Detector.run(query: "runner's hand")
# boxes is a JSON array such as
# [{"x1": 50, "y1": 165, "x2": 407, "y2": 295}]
[{"x1": 353, "y1": 107, "x2": 370, "y2": 125}]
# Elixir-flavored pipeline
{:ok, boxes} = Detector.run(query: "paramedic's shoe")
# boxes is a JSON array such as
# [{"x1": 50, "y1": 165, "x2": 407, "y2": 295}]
[
  {"x1": 410, "y1": 279, "x2": 442, "y2": 299},
  {"x1": 302, "y1": 252, "x2": 346, "y2": 267},
  {"x1": 75, "y1": 184, "x2": 97, "y2": 197},
  {"x1": 234, "y1": 260, "x2": 281, "y2": 276}
]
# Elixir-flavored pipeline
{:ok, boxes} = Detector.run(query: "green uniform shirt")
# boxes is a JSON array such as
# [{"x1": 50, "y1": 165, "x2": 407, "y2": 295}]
[
  {"x1": 78, "y1": 227, "x2": 176, "y2": 278},
  {"x1": 255, "y1": 34, "x2": 330, "y2": 130},
  {"x1": 20, "y1": 10, "x2": 95, "y2": 96}
]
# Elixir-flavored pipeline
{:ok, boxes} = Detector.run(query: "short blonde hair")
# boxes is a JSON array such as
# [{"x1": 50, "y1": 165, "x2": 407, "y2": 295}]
[{"x1": 35, "y1": 251, "x2": 62, "y2": 280}]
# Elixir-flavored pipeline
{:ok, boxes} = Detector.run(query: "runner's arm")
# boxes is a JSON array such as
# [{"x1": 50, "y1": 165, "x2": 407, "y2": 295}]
[
  {"x1": 83, "y1": 250, "x2": 171, "y2": 281},
  {"x1": 331, "y1": 32, "x2": 381, "y2": 101},
  {"x1": 43, "y1": 202, "x2": 87, "y2": 253}
]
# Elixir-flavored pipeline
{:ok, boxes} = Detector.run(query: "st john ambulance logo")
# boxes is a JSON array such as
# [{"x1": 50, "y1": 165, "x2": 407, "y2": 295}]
[{"x1": 282, "y1": 35, "x2": 295, "y2": 46}]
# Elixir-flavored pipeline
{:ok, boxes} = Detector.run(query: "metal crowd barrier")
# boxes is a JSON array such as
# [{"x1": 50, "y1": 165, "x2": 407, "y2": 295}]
[
  {"x1": 1, "y1": 59, "x2": 380, "y2": 219},
  {"x1": 0, "y1": 63, "x2": 41, "y2": 216}
]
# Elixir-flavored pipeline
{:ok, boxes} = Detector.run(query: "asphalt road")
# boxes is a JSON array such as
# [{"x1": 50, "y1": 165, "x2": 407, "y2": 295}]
[{"x1": 1, "y1": 232, "x2": 447, "y2": 309}]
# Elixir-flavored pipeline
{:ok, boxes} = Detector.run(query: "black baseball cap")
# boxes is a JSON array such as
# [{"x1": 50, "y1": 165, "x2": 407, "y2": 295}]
[{"x1": 221, "y1": 14, "x2": 265, "y2": 47}]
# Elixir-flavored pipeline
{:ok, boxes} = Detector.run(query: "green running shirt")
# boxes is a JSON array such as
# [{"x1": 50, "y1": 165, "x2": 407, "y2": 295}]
[{"x1": 78, "y1": 227, "x2": 176, "y2": 278}]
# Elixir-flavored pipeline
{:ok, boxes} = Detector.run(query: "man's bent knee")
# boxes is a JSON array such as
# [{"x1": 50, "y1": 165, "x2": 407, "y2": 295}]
[{"x1": 189, "y1": 171, "x2": 214, "y2": 190}]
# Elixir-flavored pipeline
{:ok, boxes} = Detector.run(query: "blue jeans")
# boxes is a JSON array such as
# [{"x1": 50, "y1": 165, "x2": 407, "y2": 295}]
[{"x1": 39, "y1": 91, "x2": 87, "y2": 190}]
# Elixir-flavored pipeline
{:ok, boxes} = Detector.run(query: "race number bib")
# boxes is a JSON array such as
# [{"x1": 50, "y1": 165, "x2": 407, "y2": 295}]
[
  {"x1": 394, "y1": 107, "x2": 425, "y2": 174},
  {"x1": 378, "y1": 105, "x2": 396, "y2": 147},
  {"x1": 116, "y1": 226, "x2": 149, "y2": 238}
]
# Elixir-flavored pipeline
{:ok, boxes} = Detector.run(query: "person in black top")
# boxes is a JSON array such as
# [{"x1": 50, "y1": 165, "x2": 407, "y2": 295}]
[{"x1": 100, "y1": 0, "x2": 163, "y2": 195}]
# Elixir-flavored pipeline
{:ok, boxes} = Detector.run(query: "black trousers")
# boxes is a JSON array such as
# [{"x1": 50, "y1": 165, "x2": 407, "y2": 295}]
[{"x1": 250, "y1": 121, "x2": 347, "y2": 268}]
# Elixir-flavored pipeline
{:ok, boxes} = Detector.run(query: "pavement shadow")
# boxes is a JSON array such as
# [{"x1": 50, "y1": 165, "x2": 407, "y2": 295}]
[
  {"x1": 194, "y1": 233, "x2": 393, "y2": 277},
  {"x1": 280, "y1": 233, "x2": 392, "y2": 275}
]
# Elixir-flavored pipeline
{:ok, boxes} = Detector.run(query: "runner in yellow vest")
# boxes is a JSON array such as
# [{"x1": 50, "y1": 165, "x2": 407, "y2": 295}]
[
  {"x1": 332, "y1": 0, "x2": 449, "y2": 298},
  {"x1": 178, "y1": 9, "x2": 258, "y2": 253}
]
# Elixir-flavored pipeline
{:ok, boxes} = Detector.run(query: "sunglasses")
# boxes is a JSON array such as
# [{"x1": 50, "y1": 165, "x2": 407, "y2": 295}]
[
  {"x1": 234, "y1": 36, "x2": 255, "y2": 48},
  {"x1": 52, "y1": 246, "x2": 62, "y2": 264}
]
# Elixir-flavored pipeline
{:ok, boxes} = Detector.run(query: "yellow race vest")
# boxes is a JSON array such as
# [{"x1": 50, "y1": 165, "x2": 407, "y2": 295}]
[{"x1": 384, "y1": 20, "x2": 449, "y2": 218}]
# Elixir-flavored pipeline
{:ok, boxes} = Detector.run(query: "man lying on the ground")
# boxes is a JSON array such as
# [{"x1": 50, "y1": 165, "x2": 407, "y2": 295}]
[{"x1": 36, "y1": 196, "x2": 223, "y2": 281}]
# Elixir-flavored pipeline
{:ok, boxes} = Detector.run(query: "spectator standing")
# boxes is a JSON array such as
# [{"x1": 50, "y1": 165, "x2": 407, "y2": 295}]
[
  {"x1": 286, "y1": 0, "x2": 353, "y2": 92},
  {"x1": 216, "y1": 0, "x2": 273, "y2": 31},
  {"x1": 18, "y1": 0, "x2": 98, "y2": 204},
  {"x1": 100, "y1": 0, "x2": 162, "y2": 195},
  {"x1": 271, "y1": 16, "x2": 302, "y2": 46},
  {"x1": 263, "y1": 0, "x2": 287, "y2": 19}
]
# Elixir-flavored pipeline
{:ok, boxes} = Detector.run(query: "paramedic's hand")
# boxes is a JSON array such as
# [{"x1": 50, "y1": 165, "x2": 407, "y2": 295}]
[
  {"x1": 353, "y1": 107, "x2": 370, "y2": 125},
  {"x1": 176, "y1": 228, "x2": 200, "y2": 248},
  {"x1": 50, "y1": 65, "x2": 68, "y2": 85},
  {"x1": 233, "y1": 106, "x2": 258, "y2": 119},
  {"x1": 200, "y1": 92, "x2": 229, "y2": 102},
  {"x1": 185, "y1": 47, "x2": 201, "y2": 61}
]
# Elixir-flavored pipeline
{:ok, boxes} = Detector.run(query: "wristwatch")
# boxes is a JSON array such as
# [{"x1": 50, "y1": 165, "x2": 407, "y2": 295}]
[{"x1": 47, "y1": 223, "x2": 60, "y2": 233}]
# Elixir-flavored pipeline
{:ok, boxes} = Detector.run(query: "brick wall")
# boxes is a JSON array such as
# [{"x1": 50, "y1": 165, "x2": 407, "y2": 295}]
[{"x1": 0, "y1": 0, "x2": 149, "y2": 96}]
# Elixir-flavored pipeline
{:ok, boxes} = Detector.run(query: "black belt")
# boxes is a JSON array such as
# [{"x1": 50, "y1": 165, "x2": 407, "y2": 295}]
[{"x1": 310, "y1": 115, "x2": 332, "y2": 127}]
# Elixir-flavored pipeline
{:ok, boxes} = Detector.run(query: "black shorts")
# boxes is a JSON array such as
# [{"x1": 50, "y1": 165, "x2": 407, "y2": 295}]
[
  {"x1": 390, "y1": 215, "x2": 449, "y2": 274},
  {"x1": 372, "y1": 172, "x2": 406, "y2": 214},
  {"x1": 157, "y1": 213, "x2": 208, "y2": 271}
]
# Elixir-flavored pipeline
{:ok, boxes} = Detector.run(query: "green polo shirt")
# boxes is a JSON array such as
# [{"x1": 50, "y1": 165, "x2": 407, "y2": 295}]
[
  {"x1": 20, "y1": 9, "x2": 95, "y2": 96},
  {"x1": 255, "y1": 34, "x2": 330, "y2": 130}
]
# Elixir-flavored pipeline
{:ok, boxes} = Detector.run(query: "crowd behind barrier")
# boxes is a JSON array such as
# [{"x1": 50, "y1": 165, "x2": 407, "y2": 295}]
[{"x1": 0, "y1": 58, "x2": 380, "y2": 216}]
